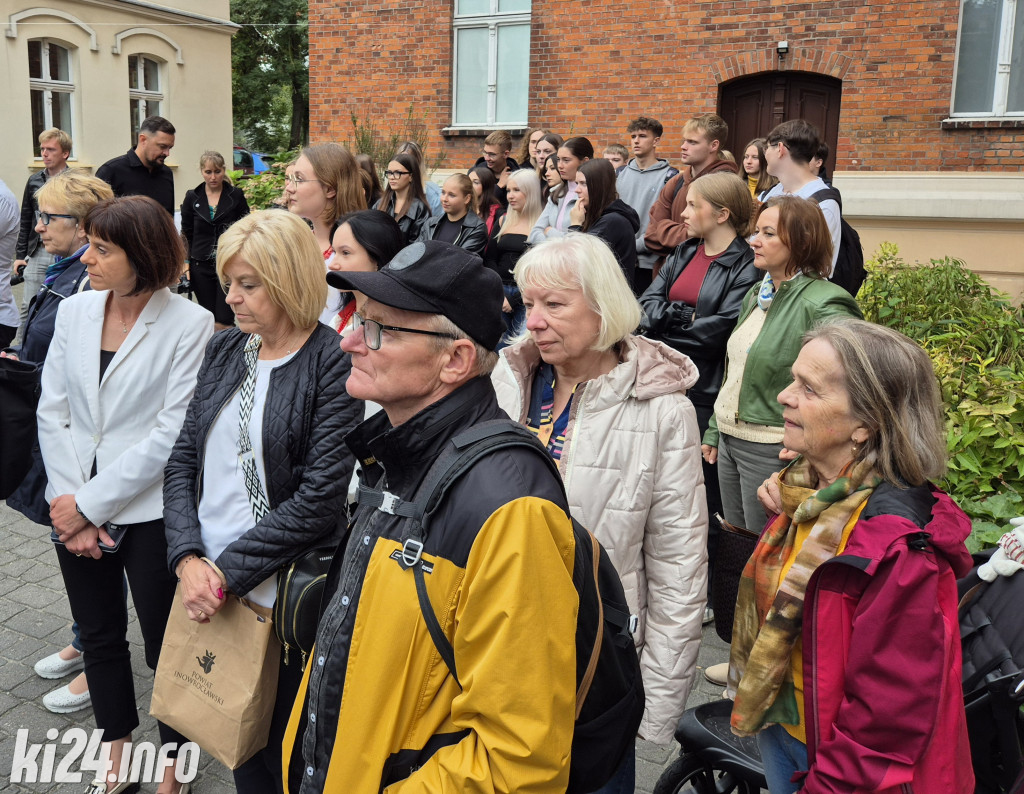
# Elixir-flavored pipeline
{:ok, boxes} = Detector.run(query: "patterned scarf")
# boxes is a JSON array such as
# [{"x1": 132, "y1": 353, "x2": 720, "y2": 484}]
[
  {"x1": 729, "y1": 456, "x2": 881, "y2": 736},
  {"x1": 42, "y1": 245, "x2": 86, "y2": 287}
]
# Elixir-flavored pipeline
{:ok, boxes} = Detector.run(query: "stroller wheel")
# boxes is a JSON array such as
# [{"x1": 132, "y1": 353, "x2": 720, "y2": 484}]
[{"x1": 654, "y1": 753, "x2": 761, "y2": 794}]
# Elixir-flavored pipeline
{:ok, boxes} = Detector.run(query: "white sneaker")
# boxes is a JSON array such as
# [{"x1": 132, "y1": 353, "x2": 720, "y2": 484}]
[
  {"x1": 42, "y1": 682, "x2": 91, "y2": 714},
  {"x1": 34, "y1": 649, "x2": 84, "y2": 679},
  {"x1": 703, "y1": 607, "x2": 715, "y2": 625}
]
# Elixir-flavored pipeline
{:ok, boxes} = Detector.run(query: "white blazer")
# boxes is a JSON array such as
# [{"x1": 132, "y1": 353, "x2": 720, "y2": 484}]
[{"x1": 38, "y1": 288, "x2": 214, "y2": 526}]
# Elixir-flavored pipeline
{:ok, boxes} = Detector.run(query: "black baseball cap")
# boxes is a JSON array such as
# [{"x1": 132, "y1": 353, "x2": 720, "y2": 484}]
[{"x1": 326, "y1": 241, "x2": 504, "y2": 349}]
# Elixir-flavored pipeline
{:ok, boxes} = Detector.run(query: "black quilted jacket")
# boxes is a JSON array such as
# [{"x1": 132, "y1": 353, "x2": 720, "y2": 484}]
[{"x1": 163, "y1": 324, "x2": 362, "y2": 595}]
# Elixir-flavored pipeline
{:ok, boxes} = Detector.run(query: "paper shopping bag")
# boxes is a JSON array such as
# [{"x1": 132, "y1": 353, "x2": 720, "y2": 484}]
[{"x1": 151, "y1": 585, "x2": 280, "y2": 769}]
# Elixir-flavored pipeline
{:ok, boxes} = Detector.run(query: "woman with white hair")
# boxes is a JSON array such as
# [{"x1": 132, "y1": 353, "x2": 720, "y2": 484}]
[
  {"x1": 491, "y1": 233, "x2": 709, "y2": 790},
  {"x1": 484, "y1": 167, "x2": 542, "y2": 346}
]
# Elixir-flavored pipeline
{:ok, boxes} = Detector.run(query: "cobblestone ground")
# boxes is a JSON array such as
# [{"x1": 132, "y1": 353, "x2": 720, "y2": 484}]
[{"x1": 0, "y1": 500, "x2": 730, "y2": 793}]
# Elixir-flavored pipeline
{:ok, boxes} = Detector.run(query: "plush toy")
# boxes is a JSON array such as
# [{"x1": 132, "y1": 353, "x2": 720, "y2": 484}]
[{"x1": 978, "y1": 516, "x2": 1024, "y2": 582}]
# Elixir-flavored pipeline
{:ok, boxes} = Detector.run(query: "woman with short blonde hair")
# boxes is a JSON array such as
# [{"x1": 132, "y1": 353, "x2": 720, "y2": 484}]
[
  {"x1": 493, "y1": 233, "x2": 708, "y2": 780},
  {"x1": 166, "y1": 208, "x2": 362, "y2": 794}
]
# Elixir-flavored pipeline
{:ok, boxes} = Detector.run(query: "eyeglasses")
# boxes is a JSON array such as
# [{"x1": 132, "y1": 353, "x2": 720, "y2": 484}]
[
  {"x1": 284, "y1": 174, "x2": 320, "y2": 186},
  {"x1": 353, "y1": 313, "x2": 460, "y2": 351},
  {"x1": 383, "y1": 170, "x2": 410, "y2": 178},
  {"x1": 35, "y1": 211, "x2": 77, "y2": 226}
]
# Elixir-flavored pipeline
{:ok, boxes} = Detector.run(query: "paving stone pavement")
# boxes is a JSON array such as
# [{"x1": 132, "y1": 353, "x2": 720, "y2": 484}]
[{"x1": 0, "y1": 501, "x2": 730, "y2": 793}]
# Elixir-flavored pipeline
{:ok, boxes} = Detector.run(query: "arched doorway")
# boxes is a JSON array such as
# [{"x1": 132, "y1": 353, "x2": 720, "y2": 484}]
[{"x1": 718, "y1": 72, "x2": 842, "y2": 175}]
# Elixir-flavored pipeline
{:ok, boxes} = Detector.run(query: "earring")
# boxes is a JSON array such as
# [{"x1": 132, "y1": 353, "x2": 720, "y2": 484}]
[{"x1": 851, "y1": 439, "x2": 862, "y2": 457}]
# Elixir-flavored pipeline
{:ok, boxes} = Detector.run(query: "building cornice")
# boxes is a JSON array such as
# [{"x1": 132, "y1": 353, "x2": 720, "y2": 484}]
[{"x1": 75, "y1": 0, "x2": 238, "y2": 32}]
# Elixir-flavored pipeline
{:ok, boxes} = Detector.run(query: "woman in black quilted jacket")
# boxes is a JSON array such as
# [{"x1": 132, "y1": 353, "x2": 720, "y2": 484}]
[{"x1": 163, "y1": 210, "x2": 362, "y2": 794}]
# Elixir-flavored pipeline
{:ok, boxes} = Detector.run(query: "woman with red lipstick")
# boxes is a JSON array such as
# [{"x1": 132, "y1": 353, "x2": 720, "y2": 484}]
[
  {"x1": 700, "y1": 196, "x2": 860, "y2": 536},
  {"x1": 164, "y1": 210, "x2": 362, "y2": 794}
]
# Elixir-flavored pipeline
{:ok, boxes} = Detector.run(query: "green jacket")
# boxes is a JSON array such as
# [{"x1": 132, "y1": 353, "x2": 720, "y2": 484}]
[{"x1": 703, "y1": 275, "x2": 861, "y2": 448}]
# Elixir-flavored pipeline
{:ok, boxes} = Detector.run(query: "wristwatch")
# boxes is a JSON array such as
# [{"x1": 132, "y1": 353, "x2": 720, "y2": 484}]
[{"x1": 75, "y1": 504, "x2": 90, "y2": 524}]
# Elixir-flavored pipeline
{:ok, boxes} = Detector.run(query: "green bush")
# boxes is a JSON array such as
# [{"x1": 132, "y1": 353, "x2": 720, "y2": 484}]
[
  {"x1": 859, "y1": 244, "x2": 1024, "y2": 548},
  {"x1": 348, "y1": 105, "x2": 446, "y2": 181},
  {"x1": 236, "y1": 148, "x2": 300, "y2": 211}
]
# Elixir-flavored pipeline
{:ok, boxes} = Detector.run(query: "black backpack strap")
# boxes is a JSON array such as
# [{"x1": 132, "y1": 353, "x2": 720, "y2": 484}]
[
  {"x1": 355, "y1": 419, "x2": 564, "y2": 690},
  {"x1": 810, "y1": 187, "x2": 843, "y2": 211}
]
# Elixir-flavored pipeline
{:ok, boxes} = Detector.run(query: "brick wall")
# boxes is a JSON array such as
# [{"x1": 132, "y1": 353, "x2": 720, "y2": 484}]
[{"x1": 309, "y1": 0, "x2": 1024, "y2": 172}]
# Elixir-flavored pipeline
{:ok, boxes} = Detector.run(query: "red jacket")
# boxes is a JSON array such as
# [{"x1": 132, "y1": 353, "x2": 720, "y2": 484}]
[{"x1": 800, "y1": 485, "x2": 975, "y2": 794}]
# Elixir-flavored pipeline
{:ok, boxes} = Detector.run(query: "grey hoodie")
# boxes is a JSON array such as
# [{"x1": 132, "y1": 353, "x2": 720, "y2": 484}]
[{"x1": 616, "y1": 158, "x2": 679, "y2": 270}]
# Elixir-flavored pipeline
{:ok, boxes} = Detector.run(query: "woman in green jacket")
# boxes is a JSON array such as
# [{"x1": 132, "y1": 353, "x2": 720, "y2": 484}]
[{"x1": 701, "y1": 196, "x2": 860, "y2": 535}]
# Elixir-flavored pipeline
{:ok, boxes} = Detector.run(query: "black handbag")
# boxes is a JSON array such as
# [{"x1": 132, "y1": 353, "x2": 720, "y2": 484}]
[
  {"x1": 0, "y1": 356, "x2": 43, "y2": 499},
  {"x1": 273, "y1": 548, "x2": 334, "y2": 666},
  {"x1": 711, "y1": 513, "x2": 760, "y2": 644}
]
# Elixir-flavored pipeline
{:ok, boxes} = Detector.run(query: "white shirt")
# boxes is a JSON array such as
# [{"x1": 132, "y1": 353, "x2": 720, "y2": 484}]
[{"x1": 198, "y1": 350, "x2": 297, "y2": 606}]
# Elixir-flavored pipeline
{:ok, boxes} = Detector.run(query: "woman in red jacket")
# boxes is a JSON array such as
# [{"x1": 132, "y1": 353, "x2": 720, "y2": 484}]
[{"x1": 733, "y1": 318, "x2": 974, "y2": 794}]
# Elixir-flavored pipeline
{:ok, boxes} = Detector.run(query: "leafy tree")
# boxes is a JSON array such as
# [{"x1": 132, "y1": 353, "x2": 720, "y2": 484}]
[{"x1": 231, "y1": 0, "x2": 309, "y2": 153}]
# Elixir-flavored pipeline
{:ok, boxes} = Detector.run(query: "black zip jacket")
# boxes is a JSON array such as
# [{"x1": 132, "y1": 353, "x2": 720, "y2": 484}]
[
  {"x1": 571, "y1": 198, "x2": 640, "y2": 286},
  {"x1": 639, "y1": 235, "x2": 758, "y2": 407},
  {"x1": 419, "y1": 210, "x2": 487, "y2": 256},
  {"x1": 375, "y1": 195, "x2": 431, "y2": 245},
  {"x1": 180, "y1": 181, "x2": 250, "y2": 262},
  {"x1": 163, "y1": 324, "x2": 362, "y2": 594}
]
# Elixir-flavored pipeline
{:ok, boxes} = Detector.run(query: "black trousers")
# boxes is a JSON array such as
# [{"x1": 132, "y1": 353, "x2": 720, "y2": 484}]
[
  {"x1": 693, "y1": 402, "x2": 723, "y2": 595},
  {"x1": 232, "y1": 645, "x2": 306, "y2": 794},
  {"x1": 55, "y1": 519, "x2": 186, "y2": 747},
  {"x1": 189, "y1": 259, "x2": 235, "y2": 325}
]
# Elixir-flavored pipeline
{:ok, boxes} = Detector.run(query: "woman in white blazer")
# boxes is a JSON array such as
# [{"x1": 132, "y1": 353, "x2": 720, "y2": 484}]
[{"x1": 37, "y1": 195, "x2": 213, "y2": 794}]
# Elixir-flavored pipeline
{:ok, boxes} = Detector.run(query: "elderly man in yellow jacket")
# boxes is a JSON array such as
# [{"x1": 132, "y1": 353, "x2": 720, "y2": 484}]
[{"x1": 283, "y1": 241, "x2": 578, "y2": 793}]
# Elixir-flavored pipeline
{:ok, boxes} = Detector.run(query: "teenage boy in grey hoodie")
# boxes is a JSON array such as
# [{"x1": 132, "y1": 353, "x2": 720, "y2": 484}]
[{"x1": 616, "y1": 117, "x2": 678, "y2": 295}]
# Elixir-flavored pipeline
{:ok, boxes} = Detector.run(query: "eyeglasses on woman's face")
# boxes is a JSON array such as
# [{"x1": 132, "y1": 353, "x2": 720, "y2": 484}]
[
  {"x1": 384, "y1": 170, "x2": 410, "y2": 179},
  {"x1": 35, "y1": 211, "x2": 77, "y2": 226},
  {"x1": 284, "y1": 174, "x2": 321, "y2": 186},
  {"x1": 352, "y1": 312, "x2": 459, "y2": 351}
]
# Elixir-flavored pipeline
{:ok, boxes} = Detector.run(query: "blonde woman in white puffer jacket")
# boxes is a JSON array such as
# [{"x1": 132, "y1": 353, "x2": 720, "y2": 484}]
[{"x1": 492, "y1": 233, "x2": 709, "y2": 762}]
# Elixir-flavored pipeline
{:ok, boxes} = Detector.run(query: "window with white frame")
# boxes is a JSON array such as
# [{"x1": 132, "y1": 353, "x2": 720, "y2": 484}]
[
  {"x1": 452, "y1": 0, "x2": 530, "y2": 127},
  {"x1": 28, "y1": 39, "x2": 75, "y2": 156},
  {"x1": 953, "y1": 0, "x2": 1024, "y2": 116},
  {"x1": 129, "y1": 54, "x2": 164, "y2": 145}
]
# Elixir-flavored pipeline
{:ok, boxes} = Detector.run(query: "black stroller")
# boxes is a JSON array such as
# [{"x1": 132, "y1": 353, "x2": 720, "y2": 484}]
[{"x1": 654, "y1": 548, "x2": 1024, "y2": 794}]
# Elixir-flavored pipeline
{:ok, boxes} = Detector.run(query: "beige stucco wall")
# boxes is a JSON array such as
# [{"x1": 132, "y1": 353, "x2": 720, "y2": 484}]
[
  {"x1": 836, "y1": 172, "x2": 1024, "y2": 304},
  {"x1": 1, "y1": 0, "x2": 236, "y2": 214}
]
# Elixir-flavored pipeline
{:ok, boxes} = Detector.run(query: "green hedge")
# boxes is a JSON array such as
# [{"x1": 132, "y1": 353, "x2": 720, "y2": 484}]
[{"x1": 859, "y1": 244, "x2": 1024, "y2": 551}]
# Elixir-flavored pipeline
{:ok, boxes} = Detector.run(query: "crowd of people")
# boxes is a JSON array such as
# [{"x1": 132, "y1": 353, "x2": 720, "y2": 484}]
[{"x1": 0, "y1": 112, "x2": 977, "y2": 794}]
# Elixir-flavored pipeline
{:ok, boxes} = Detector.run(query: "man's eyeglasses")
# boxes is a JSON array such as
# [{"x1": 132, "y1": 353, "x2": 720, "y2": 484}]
[
  {"x1": 353, "y1": 313, "x2": 459, "y2": 351},
  {"x1": 35, "y1": 211, "x2": 76, "y2": 226},
  {"x1": 284, "y1": 174, "x2": 320, "y2": 186},
  {"x1": 383, "y1": 170, "x2": 410, "y2": 178}
]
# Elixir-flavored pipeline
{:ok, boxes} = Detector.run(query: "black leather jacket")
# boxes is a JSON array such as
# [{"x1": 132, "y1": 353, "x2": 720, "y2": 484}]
[
  {"x1": 180, "y1": 181, "x2": 250, "y2": 262},
  {"x1": 163, "y1": 324, "x2": 362, "y2": 595},
  {"x1": 376, "y1": 195, "x2": 431, "y2": 245},
  {"x1": 419, "y1": 211, "x2": 488, "y2": 256},
  {"x1": 639, "y1": 235, "x2": 758, "y2": 407},
  {"x1": 15, "y1": 169, "x2": 50, "y2": 259}
]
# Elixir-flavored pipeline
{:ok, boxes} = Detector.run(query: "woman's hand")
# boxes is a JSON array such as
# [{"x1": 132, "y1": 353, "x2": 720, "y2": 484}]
[
  {"x1": 502, "y1": 297, "x2": 512, "y2": 313},
  {"x1": 570, "y1": 201, "x2": 586, "y2": 227},
  {"x1": 0, "y1": 351, "x2": 18, "y2": 360},
  {"x1": 757, "y1": 471, "x2": 783, "y2": 516},
  {"x1": 178, "y1": 557, "x2": 226, "y2": 623},
  {"x1": 701, "y1": 444, "x2": 718, "y2": 465},
  {"x1": 63, "y1": 523, "x2": 114, "y2": 559},
  {"x1": 50, "y1": 495, "x2": 89, "y2": 540}
]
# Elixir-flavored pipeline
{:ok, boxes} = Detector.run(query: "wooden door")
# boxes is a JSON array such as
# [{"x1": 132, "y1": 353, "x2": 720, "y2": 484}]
[{"x1": 719, "y1": 72, "x2": 842, "y2": 175}]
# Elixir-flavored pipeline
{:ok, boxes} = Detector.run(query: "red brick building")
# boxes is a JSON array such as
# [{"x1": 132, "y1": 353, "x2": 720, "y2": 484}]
[{"x1": 309, "y1": 0, "x2": 1024, "y2": 296}]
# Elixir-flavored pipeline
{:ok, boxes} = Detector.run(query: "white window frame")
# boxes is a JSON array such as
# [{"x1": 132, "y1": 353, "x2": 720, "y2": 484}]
[
  {"x1": 451, "y1": 1, "x2": 531, "y2": 128},
  {"x1": 951, "y1": 0, "x2": 1024, "y2": 118},
  {"x1": 128, "y1": 54, "x2": 164, "y2": 144},
  {"x1": 28, "y1": 39, "x2": 76, "y2": 154}
]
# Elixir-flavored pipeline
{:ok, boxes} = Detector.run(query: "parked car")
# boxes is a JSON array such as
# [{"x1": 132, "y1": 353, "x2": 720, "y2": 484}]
[{"x1": 233, "y1": 145, "x2": 271, "y2": 175}]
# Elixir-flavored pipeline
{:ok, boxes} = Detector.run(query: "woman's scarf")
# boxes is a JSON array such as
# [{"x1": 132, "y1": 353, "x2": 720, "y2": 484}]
[
  {"x1": 729, "y1": 456, "x2": 881, "y2": 736},
  {"x1": 42, "y1": 244, "x2": 86, "y2": 287}
]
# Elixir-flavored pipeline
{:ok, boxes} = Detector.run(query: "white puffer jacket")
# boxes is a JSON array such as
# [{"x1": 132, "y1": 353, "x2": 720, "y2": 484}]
[{"x1": 493, "y1": 334, "x2": 709, "y2": 744}]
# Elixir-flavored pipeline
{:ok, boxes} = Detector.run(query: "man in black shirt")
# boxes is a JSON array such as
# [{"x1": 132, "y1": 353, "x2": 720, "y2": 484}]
[{"x1": 95, "y1": 116, "x2": 176, "y2": 215}]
